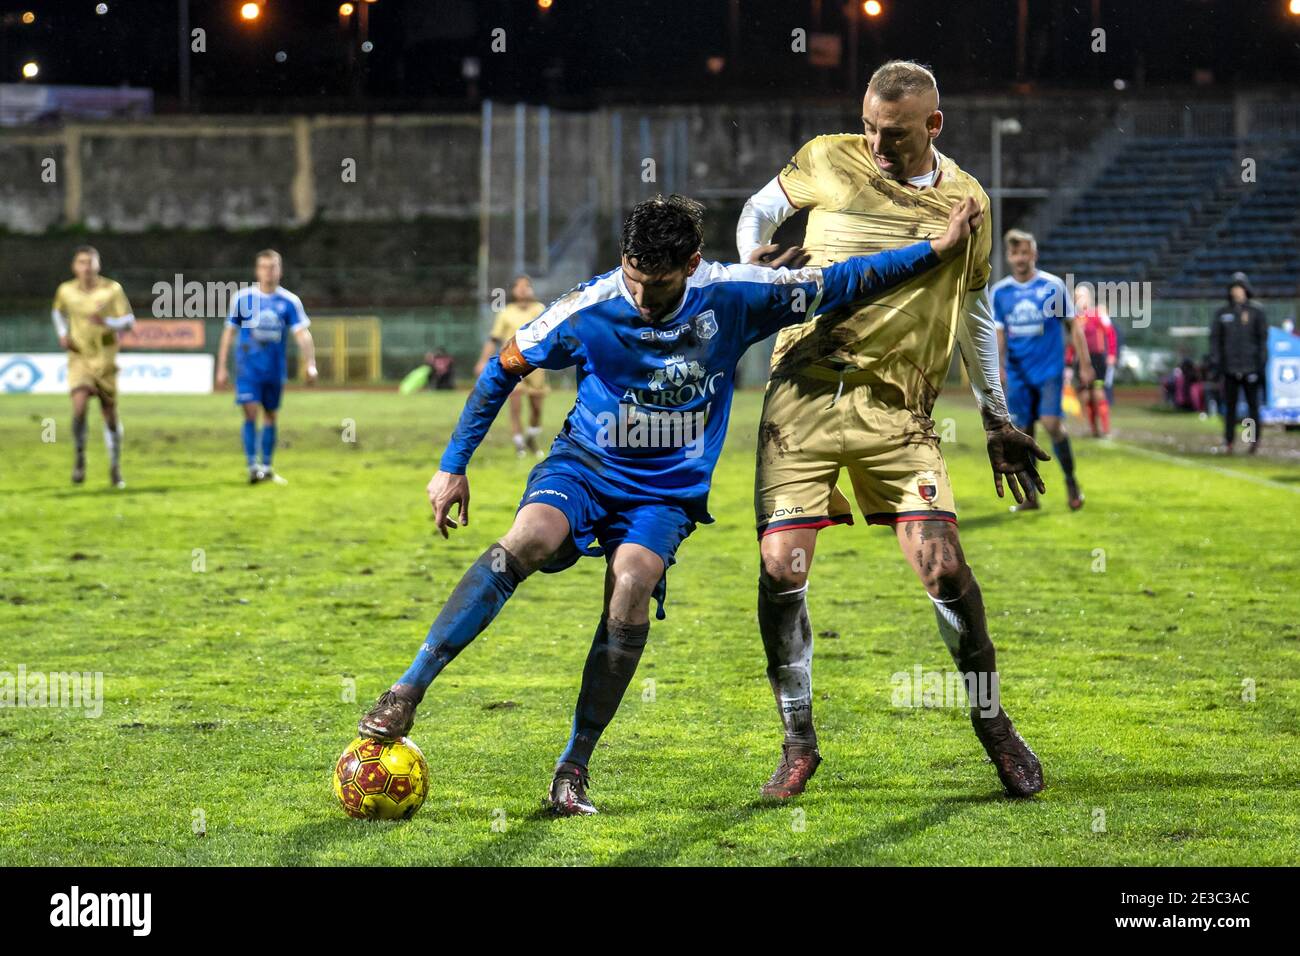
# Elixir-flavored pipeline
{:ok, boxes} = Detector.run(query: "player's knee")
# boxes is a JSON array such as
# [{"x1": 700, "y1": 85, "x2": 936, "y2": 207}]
[
  {"x1": 760, "y1": 562, "x2": 806, "y2": 593},
  {"x1": 496, "y1": 535, "x2": 551, "y2": 574},
  {"x1": 611, "y1": 567, "x2": 657, "y2": 608},
  {"x1": 759, "y1": 545, "x2": 809, "y2": 591}
]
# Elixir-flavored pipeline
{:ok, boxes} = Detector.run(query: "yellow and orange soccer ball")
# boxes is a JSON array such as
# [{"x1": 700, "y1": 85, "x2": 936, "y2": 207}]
[{"x1": 333, "y1": 736, "x2": 429, "y2": 820}]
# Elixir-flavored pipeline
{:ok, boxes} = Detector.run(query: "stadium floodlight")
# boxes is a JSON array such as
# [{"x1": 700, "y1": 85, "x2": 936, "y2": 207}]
[
  {"x1": 862, "y1": 0, "x2": 883, "y2": 16},
  {"x1": 1291, "y1": 0, "x2": 1300, "y2": 16},
  {"x1": 538, "y1": 0, "x2": 554, "y2": 9},
  {"x1": 339, "y1": 2, "x2": 355, "y2": 15},
  {"x1": 20, "y1": 60, "x2": 38, "y2": 79},
  {"x1": 239, "y1": 2, "x2": 261, "y2": 21},
  {"x1": 21, "y1": 10, "x2": 34, "y2": 24}
]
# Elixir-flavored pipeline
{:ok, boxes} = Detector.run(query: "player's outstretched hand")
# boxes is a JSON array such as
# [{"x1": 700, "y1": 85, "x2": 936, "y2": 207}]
[
  {"x1": 931, "y1": 197, "x2": 984, "y2": 260},
  {"x1": 305, "y1": 364, "x2": 319, "y2": 385},
  {"x1": 428, "y1": 470, "x2": 470, "y2": 539},
  {"x1": 746, "y1": 243, "x2": 811, "y2": 270},
  {"x1": 215, "y1": 367, "x2": 228, "y2": 389},
  {"x1": 985, "y1": 421, "x2": 1050, "y2": 503}
]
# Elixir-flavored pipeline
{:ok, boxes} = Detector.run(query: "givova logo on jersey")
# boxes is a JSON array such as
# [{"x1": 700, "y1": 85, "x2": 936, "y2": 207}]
[{"x1": 626, "y1": 353, "x2": 724, "y2": 408}]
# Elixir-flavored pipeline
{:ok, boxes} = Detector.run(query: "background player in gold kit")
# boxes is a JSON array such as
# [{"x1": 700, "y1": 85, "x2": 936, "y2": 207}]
[
  {"x1": 736, "y1": 61, "x2": 1049, "y2": 800},
  {"x1": 51, "y1": 246, "x2": 136, "y2": 488},
  {"x1": 474, "y1": 275, "x2": 549, "y2": 458}
]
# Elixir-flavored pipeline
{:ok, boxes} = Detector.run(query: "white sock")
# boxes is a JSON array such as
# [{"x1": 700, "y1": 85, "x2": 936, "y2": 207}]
[{"x1": 103, "y1": 424, "x2": 122, "y2": 470}]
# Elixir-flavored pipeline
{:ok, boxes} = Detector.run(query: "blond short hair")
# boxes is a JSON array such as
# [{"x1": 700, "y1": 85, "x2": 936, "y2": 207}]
[
  {"x1": 255, "y1": 249, "x2": 282, "y2": 265},
  {"x1": 1004, "y1": 229, "x2": 1037, "y2": 251},
  {"x1": 867, "y1": 60, "x2": 939, "y2": 102}
]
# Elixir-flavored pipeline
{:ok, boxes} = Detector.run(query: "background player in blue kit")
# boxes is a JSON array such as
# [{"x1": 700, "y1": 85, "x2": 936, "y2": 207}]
[
  {"x1": 357, "y1": 193, "x2": 983, "y2": 815},
  {"x1": 216, "y1": 250, "x2": 318, "y2": 483},
  {"x1": 993, "y1": 229, "x2": 1091, "y2": 511}
]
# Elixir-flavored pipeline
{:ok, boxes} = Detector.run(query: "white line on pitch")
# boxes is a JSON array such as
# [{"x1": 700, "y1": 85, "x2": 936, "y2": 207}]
[{"x1": 1097, "y1": 440, "x2": 1300, "y2": 495}]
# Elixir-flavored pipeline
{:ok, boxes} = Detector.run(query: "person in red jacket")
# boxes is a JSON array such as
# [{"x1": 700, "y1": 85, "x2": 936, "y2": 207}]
[{"x1": 1067, "y1": 284, "x2": 1118, "y2": 437}]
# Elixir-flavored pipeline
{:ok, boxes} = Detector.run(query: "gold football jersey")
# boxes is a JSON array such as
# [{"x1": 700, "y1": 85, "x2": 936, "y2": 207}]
[
  {"x1": 52, "y1": 277, "x2": 132, "y2": 359},
  {"x1": 490, "y1": 300, "x2": 546, "y2": 343},
  {"x1": 771, "y1": 134, "x2": 991, "y2": 418}
]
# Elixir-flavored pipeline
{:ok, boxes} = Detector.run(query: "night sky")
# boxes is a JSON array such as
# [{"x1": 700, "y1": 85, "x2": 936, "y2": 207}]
[{"x1": 1, "y1": 0, "x2": 1297, "y2": 110}]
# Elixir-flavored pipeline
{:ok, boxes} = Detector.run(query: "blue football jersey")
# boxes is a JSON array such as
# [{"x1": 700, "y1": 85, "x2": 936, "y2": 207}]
[
  {"x1": 440, "y1": 242, "x2": 939, "y2": 507},
  {"x1": 227, "y1": 286, "x2": 310, "y2": 381},
  {"x1": 991, "y1": 271, "x2": 1073, "y2": 385}
]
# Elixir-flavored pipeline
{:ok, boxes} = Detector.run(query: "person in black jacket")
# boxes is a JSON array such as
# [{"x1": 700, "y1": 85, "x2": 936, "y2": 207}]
[{"x1": 1210, "y1": 272, "x2": 1269, "y2": 454}]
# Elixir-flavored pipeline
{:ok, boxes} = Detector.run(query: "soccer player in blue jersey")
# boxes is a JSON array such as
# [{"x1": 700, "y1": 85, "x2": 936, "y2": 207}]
[
  {"x1": 992, "y1": 230, "x2": 1090, "y2": 511},
  {"x1": 357, "y1": 194, "x2": 983, "y2": 815},
  {"x1": 215, "y1": 250, "x2": 318, "y2": 483}
]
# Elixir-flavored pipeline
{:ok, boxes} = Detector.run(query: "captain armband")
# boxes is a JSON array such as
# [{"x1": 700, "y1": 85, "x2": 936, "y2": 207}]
[{"x1": 499, "y1": 337, "x2": 534, "y2": 376}]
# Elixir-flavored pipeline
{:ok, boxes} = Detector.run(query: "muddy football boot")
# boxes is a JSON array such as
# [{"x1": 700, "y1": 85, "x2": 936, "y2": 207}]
[
  {"x1": 72, "y1": 456, "x2": 86, "y2": 485},
  {"x1": 972, "y1": 708, "x2": 1044, "y2": 798},
  {"x1": 547, "y1": 764, "x2": 598, "y2": 816},
  {"x1": 1066, "y1": 478, "x2": 1084, "y2": 511},
  {"x1": 760, "y1": 743, "x2": 822, "y2": 799},
  {"x1": 358, "y1": 685, "x2": 421, "y2": 741}
]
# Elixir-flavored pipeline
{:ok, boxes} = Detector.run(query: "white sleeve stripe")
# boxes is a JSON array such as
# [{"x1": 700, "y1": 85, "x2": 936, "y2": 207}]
[
  {"x1": 517, "y1": 274, "x2": 622, "y2": 350},
  {"x1": 52, "y1": 309, "x2": 68, "y2": 336},
  {"x1": 691, "y1": 260, "x2": 824, "y2": 292}
]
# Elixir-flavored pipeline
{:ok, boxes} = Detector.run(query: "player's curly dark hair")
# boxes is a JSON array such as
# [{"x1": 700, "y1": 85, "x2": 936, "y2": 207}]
[{"x1": 620, "y1": 194, "x2": 704, "y2": 275}]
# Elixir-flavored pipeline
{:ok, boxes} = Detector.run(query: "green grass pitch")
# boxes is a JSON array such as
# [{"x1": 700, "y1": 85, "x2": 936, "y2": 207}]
[{"x1": 1, "y1": 387, "x2": 1297, "y2": 865}]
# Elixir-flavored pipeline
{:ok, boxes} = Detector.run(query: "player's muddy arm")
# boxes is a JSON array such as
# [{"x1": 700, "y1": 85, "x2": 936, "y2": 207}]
[
  {"x1": 816, "y1": 240, "x2": 942, "y2": 316},
  {"x1": 439, "y1": 354, "x2": 524, "y2": 476}
]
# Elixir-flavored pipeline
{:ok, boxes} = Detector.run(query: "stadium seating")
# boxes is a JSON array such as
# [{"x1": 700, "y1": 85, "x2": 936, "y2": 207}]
[{"x1": 1038, "y1": 136, "x2": 1300, "y2": 299}]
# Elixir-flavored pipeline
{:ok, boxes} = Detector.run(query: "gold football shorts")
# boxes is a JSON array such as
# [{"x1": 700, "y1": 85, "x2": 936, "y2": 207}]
[
  {"x1": 67, "y1": 351, "x2": 119, "y2": 402},
  {"x1": 517, "y1": 368, "x2": 550, "y2": 397},
  {"x1": 755, "y1": 366, "x2": 957, "y2": 537}
]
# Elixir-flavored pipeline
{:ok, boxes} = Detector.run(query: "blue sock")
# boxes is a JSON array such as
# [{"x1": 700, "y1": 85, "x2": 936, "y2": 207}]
[
  {"x1": 397, "y1": 545, "x2": 530, "y2": 694},
  {"x1": 558, "y1": 617, "x2": 649, "y2": 769},
  {"x1": 241, "y1": 420, "x2": 257, "y2": 466},
  {"x1": 260, "y1": 423, "x2": 277, "y2": 466}
]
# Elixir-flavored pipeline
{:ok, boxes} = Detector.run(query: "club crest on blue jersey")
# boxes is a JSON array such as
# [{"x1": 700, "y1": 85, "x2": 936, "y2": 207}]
[
  {"x1": 647, "y1": 354, "x2": 708, "y2": 392},
  {"x1": 692, "y1": 310, "x2": 718, "y2": 340}
]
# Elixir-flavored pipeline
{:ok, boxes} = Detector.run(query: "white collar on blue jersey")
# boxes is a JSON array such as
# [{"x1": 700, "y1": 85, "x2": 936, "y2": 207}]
[{"x1": 616, "y1": 268, "x2": 690, "y2": 326}]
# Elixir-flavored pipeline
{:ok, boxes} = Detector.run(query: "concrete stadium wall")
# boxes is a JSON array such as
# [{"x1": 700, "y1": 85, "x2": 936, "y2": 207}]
[{"x1": 6, "y1": 96, "x2": 1293, "y2": 236}]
